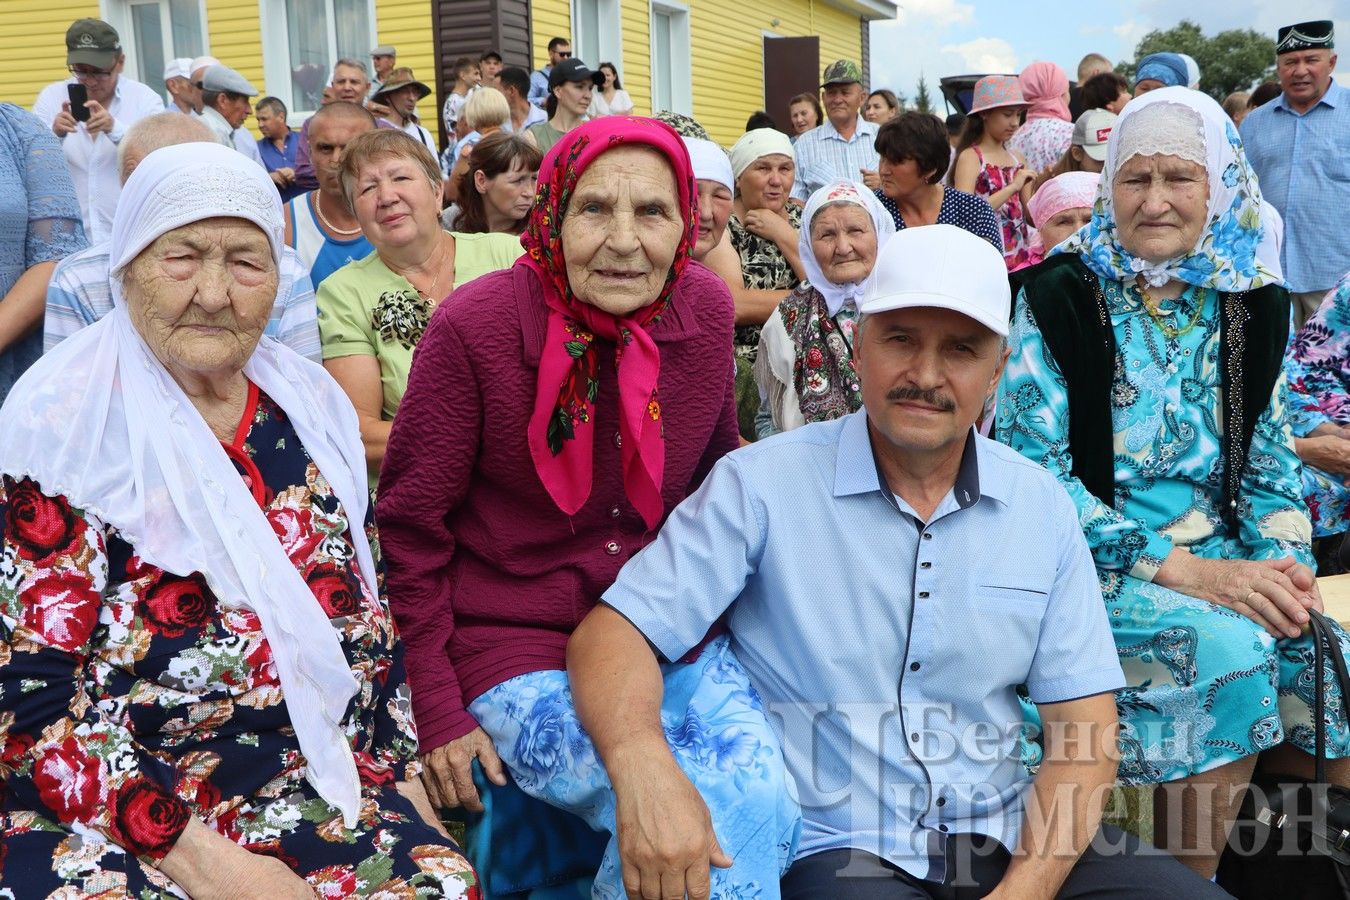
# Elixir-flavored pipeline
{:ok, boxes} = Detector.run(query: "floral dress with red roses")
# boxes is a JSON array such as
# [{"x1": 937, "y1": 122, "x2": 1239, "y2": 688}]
[{"x1": 0, "y1": 385, "x2": 480, "y2": 899}]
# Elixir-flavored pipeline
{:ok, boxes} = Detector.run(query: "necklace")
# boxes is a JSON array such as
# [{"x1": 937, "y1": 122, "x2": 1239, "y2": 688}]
[
  {"x1": 1135, "y1": 279, "x2": 1206, "y2": 341},
  {"x1": 391, "y1": 235, "x2": 450, "y2": 300},
  {"x1": 313, "y1": 191, "x2": 362, "y2": 236}
]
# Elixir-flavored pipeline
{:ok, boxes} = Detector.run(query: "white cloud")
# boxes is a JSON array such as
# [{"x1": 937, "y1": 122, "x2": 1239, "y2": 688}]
[
  {"x1": 939, "y1": 37, "x2": 1019, "y2": 73},
  {"x1": 1112, "y1": 18, "x2": 1149, "y2": 51},
  {"x1": 891, "y1": 0, "x2": 976, "y2": 28}
]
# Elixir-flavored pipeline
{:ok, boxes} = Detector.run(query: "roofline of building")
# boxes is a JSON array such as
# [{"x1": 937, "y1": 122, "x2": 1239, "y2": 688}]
[{"x1": 820, "y1": 0, "x2": 897, "y2": 21}]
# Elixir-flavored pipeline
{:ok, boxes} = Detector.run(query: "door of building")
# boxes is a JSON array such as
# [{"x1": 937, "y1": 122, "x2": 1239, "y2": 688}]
[{"x1": 763, "y1": 35, "x2": 819, "y2": 135}]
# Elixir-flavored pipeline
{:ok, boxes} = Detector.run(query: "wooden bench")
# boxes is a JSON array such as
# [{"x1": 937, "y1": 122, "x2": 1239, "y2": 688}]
[{"x1": 1319, "y1": 573, "x2": 1350, "y2": 630}]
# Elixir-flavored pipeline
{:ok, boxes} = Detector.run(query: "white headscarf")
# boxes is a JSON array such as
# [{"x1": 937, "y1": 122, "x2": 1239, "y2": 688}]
[
  {"x1": 681, "y1": 136, "x2": 734, "y2": 193},
  {"x1": 0, "y1": 143, "x2": 372, "y2": 828},
  {"x1": 799, "y1": 180, "x2": 897, "y2": 316},
  {"x1": 729, "y1": 128, "x2": 795, "y2": 180}
]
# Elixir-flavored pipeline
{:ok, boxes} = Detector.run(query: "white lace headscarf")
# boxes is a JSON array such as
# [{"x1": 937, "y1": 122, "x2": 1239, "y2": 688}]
[
  {"x1": 0, "y1": 142, "x2": 372, "y2": 827},
  {"x1": 1058, "y1": 86, "x2": 1276, "y2": 292},
  {"x1": 799, "y1": 180, "x2": 896, "y2": 316}
]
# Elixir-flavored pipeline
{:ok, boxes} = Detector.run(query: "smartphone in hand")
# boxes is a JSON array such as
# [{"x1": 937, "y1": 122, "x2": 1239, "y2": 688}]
[{"x1": 68, "y1": 83, "x2": 90, "y2": 122}]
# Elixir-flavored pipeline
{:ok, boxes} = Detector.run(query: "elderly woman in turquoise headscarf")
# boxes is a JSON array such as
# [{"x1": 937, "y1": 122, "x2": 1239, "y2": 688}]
[{"x1": 997, "y1": 86, "x2": 1350, "y2": 879}]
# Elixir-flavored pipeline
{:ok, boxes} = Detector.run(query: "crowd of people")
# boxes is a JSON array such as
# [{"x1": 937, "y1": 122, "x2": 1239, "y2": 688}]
[{"x1": 1, "y1": 9, "x2": 1349, "y2": 899}]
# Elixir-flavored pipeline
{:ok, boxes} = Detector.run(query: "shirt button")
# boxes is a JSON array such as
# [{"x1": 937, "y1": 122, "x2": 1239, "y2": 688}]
[
  {"x1": 936, "y1": 797, "x2": 946, "y2": 807},
  {"x1": 918, "y1": 591, "x2": 930, "y2": 599},
  {"x1": 910, "y1": 732, "x2": 919, "y2": 742},
  {"x1": 609, "y1": 506, "x2": 621, "y2": 518},
  {"x1": 922, "y1": 532, "x2": 932, "y2": 540},
  {"x1": 604, "y1": 541, "x2": 621, "y2": 555},
  {"x1": 939, "y1": 824, "x2": 949, "y2": 832},
  {"x1": 910, "y1": 662, "x2": 921, "y2": 671},
  {"x1": 613, "y1": 432, "x2": 623, "y2": 448},
  {"x1": 920, "y1": 561, "x2": 932, "y2": 569}
]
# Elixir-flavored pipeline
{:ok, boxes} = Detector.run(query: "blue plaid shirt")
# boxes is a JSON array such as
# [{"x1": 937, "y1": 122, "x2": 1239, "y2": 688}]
[
  {"x1": 1241, "y1": 78, "x2": 1350, "y2": 293},
  {"x1": 790, "y1": 117, "x2": 880, "y2": 201},
  {"x1": 604, "y1": 410, "x2": 1124, "y2": 880},
  {"x1": 45, "y1": 242, "x2": 321, "y2": 361}
]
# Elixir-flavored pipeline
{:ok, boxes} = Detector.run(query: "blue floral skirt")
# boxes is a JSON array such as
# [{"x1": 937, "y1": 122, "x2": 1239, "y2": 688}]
[
  {"x1": 1102, "y1": 572, "x2": 1350, "y2": 785},
  {"x1": 469, "y1": 635, "x2": 801, "y2": 899},
  {"x1": 1302, "y1": 462, "x2": 1350, "y2": 539}
]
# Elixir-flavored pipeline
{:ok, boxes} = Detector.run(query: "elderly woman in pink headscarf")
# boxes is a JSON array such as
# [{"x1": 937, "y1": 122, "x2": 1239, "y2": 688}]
[
  {"x1": 1018, "y1": 170, "x2": 1100, "y2": 270},
  {"x1": 1009, "y1": 61, "x2": 1074, "y2": 172}
]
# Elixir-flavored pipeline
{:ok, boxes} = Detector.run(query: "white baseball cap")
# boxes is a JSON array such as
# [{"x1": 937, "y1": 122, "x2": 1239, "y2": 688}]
[
  {"x1": 163, "y1": 57, "x2": 194, "y2": 81},
  {"x1": 859, "y1": 224, "x2": 1011, "y2": 337}
]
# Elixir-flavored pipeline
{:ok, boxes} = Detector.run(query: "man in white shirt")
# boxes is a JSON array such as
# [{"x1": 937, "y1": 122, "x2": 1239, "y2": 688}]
[
  {"x1": 199, "y1": 64, "x2": 266, "y2": 167},
  {"x1": 372, "y1": 74, "x2": 437, "y2": 155},
  {"x1": 163, "y1": 58, "x2": 197, "y2": 114},
  {"x1": 32, "y1": 18, "x2": 165, "y2": 244}
]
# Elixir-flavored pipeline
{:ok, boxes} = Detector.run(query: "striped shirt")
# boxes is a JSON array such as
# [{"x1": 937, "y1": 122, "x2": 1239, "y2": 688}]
[
  {"x1": 44, "y1": 242, "x2": 321, "y2": 362},
  {"x1": 1241, "y1": 79, "x2": 1350, "y2": 293},
  {"x1": 789, "y1": 116, "x2": 880, "y2": 201}
]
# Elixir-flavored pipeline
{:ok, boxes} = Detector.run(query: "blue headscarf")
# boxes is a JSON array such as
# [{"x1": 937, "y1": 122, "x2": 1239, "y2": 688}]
[
  {"x1": 1134, "y1": 53, "x2": 1189, "y2": 88},
  {"x1": 1057, "y1": 87, "x2": 1277, "y2": 292}
]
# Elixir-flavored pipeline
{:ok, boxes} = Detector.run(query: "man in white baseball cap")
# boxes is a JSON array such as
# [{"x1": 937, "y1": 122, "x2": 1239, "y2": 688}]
[
  {"x1": 162, "y1": 57, "x2": 197, "y2": 114},
  {"x1": 567, "y1": 222, "x2": 1224, "y2": 897}
]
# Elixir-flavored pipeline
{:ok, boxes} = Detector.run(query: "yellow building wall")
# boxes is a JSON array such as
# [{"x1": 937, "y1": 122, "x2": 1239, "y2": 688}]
[
  {"x1": 371, "y1": 0, "x2": 439, "y2": 139},
  {"x1": 527, "y1": 0, "x2": 863, "y2": 147},
  {"x1": 4, "y1": 1, "x2": 101, "y2": 108},
  {"x1": 693, "y1": 0, "x2": 861, "y2": 145}
]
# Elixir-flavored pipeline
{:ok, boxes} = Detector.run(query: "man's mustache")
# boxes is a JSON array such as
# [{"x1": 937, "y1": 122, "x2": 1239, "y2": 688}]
[{"x1": 886, "y1": 386, "x2": 955, "y2": 411}]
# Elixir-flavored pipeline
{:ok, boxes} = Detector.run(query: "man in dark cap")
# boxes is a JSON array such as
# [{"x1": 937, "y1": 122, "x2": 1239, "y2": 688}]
[
  {"x1": 790, "y1": 59, "x2": 881, "y2": 201},
  {"x1": 1241, "y1": 20, "x2": 1347, "y2": 326},
  {"x1": 32, "y1": 18, "x2": 164, "y2": 244}
]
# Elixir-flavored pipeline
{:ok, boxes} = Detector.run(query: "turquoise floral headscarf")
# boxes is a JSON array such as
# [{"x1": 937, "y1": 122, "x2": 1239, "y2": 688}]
[{"x1": 1057, "y1": 86, "x2": 1277, "y2": 292}]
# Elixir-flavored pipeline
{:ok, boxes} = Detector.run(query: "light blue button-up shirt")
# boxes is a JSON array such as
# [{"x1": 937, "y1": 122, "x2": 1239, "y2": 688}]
[
  {"x1": 1241, "y1": 78, "x2": 1350, "y2": 293},
  {"x1": 604, "y1": 410, "x2": 1124, "y2": 880},
  {"x1": 790, "y1": 116, "x2": 880, "y2": 202}
]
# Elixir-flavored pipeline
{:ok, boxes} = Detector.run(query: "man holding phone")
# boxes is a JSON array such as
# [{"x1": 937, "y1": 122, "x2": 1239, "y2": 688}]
[{"x1": 32, "y1": 19, "x2": 163, "y2": 243}]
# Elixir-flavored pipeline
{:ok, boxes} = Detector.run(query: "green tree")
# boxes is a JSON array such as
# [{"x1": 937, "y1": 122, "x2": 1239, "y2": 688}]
[
  {"x1": 1120, "y1": 19, "x2": 1275, "y2": 99},
  {"x1": 914, "y1": 74, "x2": 933, "y2": 114}
]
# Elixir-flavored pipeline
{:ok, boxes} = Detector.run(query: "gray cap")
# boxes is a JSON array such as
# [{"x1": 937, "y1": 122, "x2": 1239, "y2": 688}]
[
  {"x1": 371, "y1": 44, "x2": 396, "y2": 58},
  {"x1": 201, "y1": 64, "x2": 258, "y2": 97}
]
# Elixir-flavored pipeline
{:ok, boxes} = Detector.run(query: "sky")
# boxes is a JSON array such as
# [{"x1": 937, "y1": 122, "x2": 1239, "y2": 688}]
[{"x1": 868, "y1": 0, "x2": 1350, "y2": 108}]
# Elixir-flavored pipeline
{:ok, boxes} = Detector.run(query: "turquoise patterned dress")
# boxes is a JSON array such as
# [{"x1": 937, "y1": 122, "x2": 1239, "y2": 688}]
[{"x1": 997, "y1": 276, "x2": 1350, "y2": 783}]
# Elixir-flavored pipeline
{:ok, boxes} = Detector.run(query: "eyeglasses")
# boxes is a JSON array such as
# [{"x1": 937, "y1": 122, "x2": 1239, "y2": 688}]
[
  {"x1": 558, "y1": 51, "x2": 572, "y2": 58},
  {"x1": 69, "y1": 65, "x2": 115, "y2": 82}
]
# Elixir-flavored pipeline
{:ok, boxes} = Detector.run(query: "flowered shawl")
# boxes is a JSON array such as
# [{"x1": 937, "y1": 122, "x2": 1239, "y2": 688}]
[
  {"x1": 784, "y1": 286, "x2": 862, "y2": 425},
  {"x1": 1057, "y1": 86, "x2": 1277, "y2": 292},
  {"x1": 520, "y1": 116, "x2": 697, "y2": 530}
]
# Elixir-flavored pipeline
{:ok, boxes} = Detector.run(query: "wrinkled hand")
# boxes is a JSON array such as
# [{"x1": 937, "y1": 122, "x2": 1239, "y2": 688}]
[
  {"x1": 418, "y1": 727, "x2": 507, "y2": 813},
  {"x1": 84, "y1": 100, "x2": 113, "y2": 136},
  {"x1": 1300, "y1": 434, "x2": 1350, "y2": 476},
  {"x1": 1165, "y1": 551, "x2": 1318, "y2": 638},
  {"x1": 741, "y1": 209, "x2": 796, "y2": 248},
  {"x1": 367, "y1": 101, "x2": 392, "y2": 120},
  {"x1": 158, "y1": 818, "x2": 314, "y2": 899},
  {"x1": 52, "y1": 102, "x2": 78, "y2": 138},
  {"x1": 271, "y1": 167, "x2": 296, "y2": 189},
  {"x1": 396, "y1": 777, "x2": 451, "y2": 838},
  {"x1": 609, "y1": 749, "x2": 731, "y2": 900},
  {"x1": 859, "y1": 168, "x2": 881, "y2": 190}
]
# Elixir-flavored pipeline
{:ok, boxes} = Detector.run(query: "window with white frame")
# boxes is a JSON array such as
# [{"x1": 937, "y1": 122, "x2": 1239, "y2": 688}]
[
  {"x1": 650, "y1": 1, "x2": 691, "y2": 114},
  {"x1": 106, "y1": 0, "x2": 208, "y2": 100},
  {"x1": 571, "y1": 0, "x2": 623, "y2": 70},
  {"x1": 260, "y1": 0, "x2": 376, "y2": 119}
]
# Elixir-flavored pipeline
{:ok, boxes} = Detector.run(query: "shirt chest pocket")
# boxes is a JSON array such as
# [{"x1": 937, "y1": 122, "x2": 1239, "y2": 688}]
[{"x1": 962, "y1": 580, "x2": 1050, "y2": 675}]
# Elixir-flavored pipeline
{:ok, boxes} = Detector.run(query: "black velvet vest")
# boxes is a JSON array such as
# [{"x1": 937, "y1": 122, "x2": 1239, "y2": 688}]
[{"x1": 1016, "y1": 254, "x2": 1290, "y2": 528}]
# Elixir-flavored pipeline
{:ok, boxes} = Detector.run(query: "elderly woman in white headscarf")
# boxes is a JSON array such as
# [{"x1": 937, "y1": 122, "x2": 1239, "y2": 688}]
[
  {"x1": 0, "y1": 143, "x2": 478, "y2": 898},
  {"x1": 753, "y1": 180, "x2": 895, "y2": 437},
  {"x1": 998, "y1": 87, "x2": 1348, "y2": 879}
]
